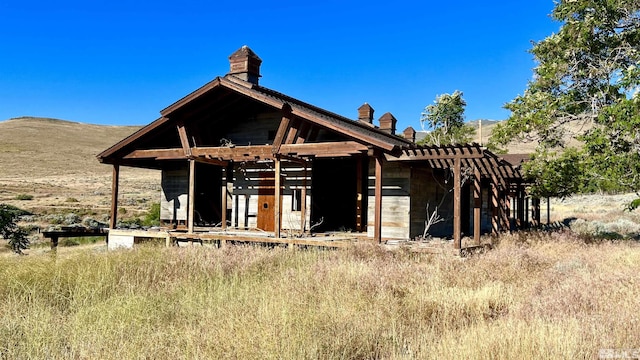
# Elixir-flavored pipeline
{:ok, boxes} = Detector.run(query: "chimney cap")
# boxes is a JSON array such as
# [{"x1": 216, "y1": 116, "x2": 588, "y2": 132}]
[
  {"x1": 227, "y1": 45, "x2": 262, "y2": 85},
  {"x1": 228, "y1": 45, "x2": 262, "y2": 65},
  {"x1": 358, "y1": 102, "x2": 373, "y2": 112},
  {"x1": 379, "y1": 112, "x2": 397, "y2": 135}
]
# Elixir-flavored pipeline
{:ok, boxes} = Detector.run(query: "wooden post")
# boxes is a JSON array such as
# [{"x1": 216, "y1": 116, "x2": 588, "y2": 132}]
[
  {"x1": 453, "y1": 157, "x2": 462, "y2": 249},
  {"x1": 274, "y1": 156, "x2": 281, "y2": 238},
  {"x1": 502, "y1": 193, "x2": 511, "y2": 232},
  {"x1": 301, "y1": 162, "x2": 307, "y2": 232},
  {"x1": 374, "y1": 154, "x2": 383, "y2": 244},
  {"x1": 473, "y1": 166, "x2": 481, "y2": 245},
  {"x1": 110, "y1": 164, "x2": 120, "y2": 229},
  {"x1": 517, "y1": 185, "x2": 525, "y2": 229},
  {"x1": 50, "y1": 236, "x2": 59, "y2": 251},
  {"x1": 355, "y1": 156, "x2": 363, "y2": 232},
  {"x1": 525, "y1": 197, "x2": 530, "y2": 227},
  {"x1": 188, "y1": 159, "x2": 196, "y2": 234},
  {"x1": 491, "y1": 183, "x2": 499, "y2": 235},
  {"x1": 221, "y1": 165, "x2": 228, "y2": 230}
]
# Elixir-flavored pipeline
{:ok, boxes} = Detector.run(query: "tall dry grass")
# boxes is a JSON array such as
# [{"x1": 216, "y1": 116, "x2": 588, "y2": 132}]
[{"x1": 1, "y1": 232, "x2": 639, "y2": 359}]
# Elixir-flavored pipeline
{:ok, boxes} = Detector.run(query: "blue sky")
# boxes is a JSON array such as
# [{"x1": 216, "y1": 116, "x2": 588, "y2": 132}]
[{"x1": 0, "y1": 1, "x2": 560, "y2": 132}]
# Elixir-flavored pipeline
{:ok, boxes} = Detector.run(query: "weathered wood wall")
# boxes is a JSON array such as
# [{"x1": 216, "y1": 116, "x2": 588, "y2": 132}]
[
  {"x1": 367, "y1": 161, "x2": 411, "y2": 239},
  {"x1": 160, "y1": 164, "x2": 189, "y2": 223},
  {"x1": 222, "y1": 113, "x2": 280, "y2": 146},
  {"x1": 231, "y1": 161, "x2": 311, "y2": 231}
]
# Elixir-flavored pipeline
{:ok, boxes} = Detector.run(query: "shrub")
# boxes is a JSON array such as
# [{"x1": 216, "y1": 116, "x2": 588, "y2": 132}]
[
  {"x1": 14, "y1": 194, "x2": 33, "y2": 200},
  {"x1": 143, "y1": 203, "x2": 160, "y2": 227},
  {"x1": 65, "y1": 197, "x2": 79, "y2": 203},
  {"x1": 0, "y1": 204, "x2": 30, "y2": 254}
]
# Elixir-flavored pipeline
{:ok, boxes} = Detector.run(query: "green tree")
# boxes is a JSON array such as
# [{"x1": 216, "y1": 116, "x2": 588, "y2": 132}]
[
  {"x1": 490, "y1": 0, "x2": 640, "y2": 201},
  {"x1": 0, "y1": 204, "x2": 30, "y2": 254},
  {"x1": 419, "y1": 90, "x2": 475, "y2": 146}
]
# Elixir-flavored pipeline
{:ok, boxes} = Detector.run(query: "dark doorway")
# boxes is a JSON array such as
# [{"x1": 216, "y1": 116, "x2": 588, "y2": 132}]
[
  {"x1": 310, "y1": 158, "x2": 357, "y2": 232},
  {"x1": 194, "y1": 163, "x2": 222, "y2": 225}
]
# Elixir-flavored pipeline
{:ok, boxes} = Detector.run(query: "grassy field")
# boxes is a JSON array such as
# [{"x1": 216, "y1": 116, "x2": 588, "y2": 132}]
[{"x1": 1, "y1": 233, "x2": 639, "y2": 359}]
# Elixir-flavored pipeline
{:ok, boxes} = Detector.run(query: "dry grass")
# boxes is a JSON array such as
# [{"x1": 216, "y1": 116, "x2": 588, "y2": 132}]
[{"x1": 1, "y1": 234, "x2": 639, "y2": 359}]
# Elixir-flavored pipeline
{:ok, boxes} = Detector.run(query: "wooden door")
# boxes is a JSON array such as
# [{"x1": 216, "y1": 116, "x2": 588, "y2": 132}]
[{"x1": 257, "y1": 172, "x2": 275, "y2": 231}]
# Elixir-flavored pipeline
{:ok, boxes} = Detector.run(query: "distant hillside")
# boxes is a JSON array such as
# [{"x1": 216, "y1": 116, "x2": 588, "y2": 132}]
[
  {"x1": 0, "y1": 117, "x2": 142, "y2": 177},
  {"x1": 414, "y1": 119, "x2": 538, "y2": 154}
]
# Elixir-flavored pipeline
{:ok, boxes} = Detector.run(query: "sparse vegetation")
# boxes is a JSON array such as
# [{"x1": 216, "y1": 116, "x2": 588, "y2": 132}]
[
  {"x1": 0, "y1": 236, "x2": 638, "y2": 358},
  {"x1": 14, "y1": 194, "x2": 33, "y2": 200},
  {"x1": 0, "y1": 204, "x2": 30, "y2": 254},
  {"x1": 143, "y1": 202, "x2": 160, "y2": 227}
]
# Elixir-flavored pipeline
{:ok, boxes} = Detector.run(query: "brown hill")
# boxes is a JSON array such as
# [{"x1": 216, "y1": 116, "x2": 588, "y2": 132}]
[
  {"x1": 0, "y1": 117, "x2": 143, "y2": 177},
  {"x1": 0, "y1": 117, "x2": 159, "y2": 216}
]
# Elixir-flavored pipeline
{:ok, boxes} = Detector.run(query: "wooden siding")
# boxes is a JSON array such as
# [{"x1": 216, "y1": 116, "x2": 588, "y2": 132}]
[
  {"x1": 231, "y1": 161, "x2": 311, "y2": 232},
  {"x1": 367, "y1": 161, "x2": 411, "y2": 239},
  {"x1": 218, "y1": 112, "x2": 281, "y2": 147},
  {"x1": 161, "y1": 165, "x2": 189, "y2": 222}
]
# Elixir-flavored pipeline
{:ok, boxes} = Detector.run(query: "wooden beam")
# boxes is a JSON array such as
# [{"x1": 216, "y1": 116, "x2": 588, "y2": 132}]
[
  {"x1": 284, "y1": 118, "x2": 301, "y2": 145},
  {"x1": 274, "y1": 156, "x2": 281, "y2": 238},
  {"x1": 192, "y1": 145, "x2": 275, "y2": 161},
  {"x1": 177, "y1": 122, "x2": 192, "y2": 157},
  {"x1": 473, "y1": 166, "x2": 481, "y2": 245},
  {"x1": 110, "y1": 164, "x2": 120, "y2": 230},
  {"x1": 188, "y1": 159, "x2": 196, "y2": 233},
  {"x1": 123, "y1": 148, "x2": 185, "y2": 160},
  {"x1": 272, "y1": 104, "x2": 292, "y2": 154},
  {"x1": 195, "y1": 157, "x2": 229, "y2": 167},
  {"x1": 161, "y1": 78, "x2": 222, "y2": 116},
  {"x1": 279, "y1": 141, "x2": 368, "y2": 156},
  {"x1": 386, "y1": 146, "x2": 484, "y2": 162},
  {"x1": 453, "y1": 157, "x2": 462, "y2": 249},
  {"x1": 374, "y1": 154, "x2": 383, "y2": 243}
]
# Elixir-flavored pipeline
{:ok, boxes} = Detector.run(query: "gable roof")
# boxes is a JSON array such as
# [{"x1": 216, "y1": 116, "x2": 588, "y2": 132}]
[{"x1": 98, "y1": 75, "x2": 411, "y2": 162}]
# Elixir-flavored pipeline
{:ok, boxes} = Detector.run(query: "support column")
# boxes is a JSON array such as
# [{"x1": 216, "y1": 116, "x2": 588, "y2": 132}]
[
  {"x1": 188, "y1": 159, "x2": 196, "y2": 234},
  {"x1": 221, "y1": 165, "x2": 229, "y2": 230},
  {"x1": 525, "y1": 197, "x2": 530, "y2": 227},
  {"x1": 301, "y1": 162, "x2": 307, "y2": 232},
  {"x1": 502, "y1": 193, "x2": 511, "y2": 232},
  {"x1": 356, "y1": 156, "x2": 364, "y2": 232},
  {"x1": 274, "y1": 156, "x2": 281, "y2": 238},
  {"x1": 473, "y1": 166, "x2": 481, "y2": 245},
  {"x1": 109, "y1": 164, "x2": 120, "y2": 230},
  {"x1": 50, "y1": 236, "x2": 59, "y2": 251},
  {"x1": 491, "y1": 183, "x2": 499, "y2": 235},
  {"x1": 453, "y1": 157, "x2": 462, "y2": 249},
  {"x1": 374, "y1": 154, "x2": 383, "y2": 244},
  {"x1": 517, "y1": 185, "x2": 525, "y2": 229}
]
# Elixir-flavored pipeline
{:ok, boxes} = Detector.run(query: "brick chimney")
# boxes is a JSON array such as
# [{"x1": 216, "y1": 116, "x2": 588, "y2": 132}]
[
  {"x1": 378, "y1": 112, "x2": 397, "y2": 135},
  {"x1": 228, "y1": 45, "x2": 262, "y2": 85},
  {"x1": 403, "y1": 126, "x2": 416, "y2": 142},
  {"x1": 357, "y1": 103, "x2": 374, "y2": 125}
]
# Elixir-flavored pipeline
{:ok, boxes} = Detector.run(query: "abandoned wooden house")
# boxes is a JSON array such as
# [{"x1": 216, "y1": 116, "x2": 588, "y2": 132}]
[{"x1": 97, "y1": 46, "x2": 537, "y2": 251}]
